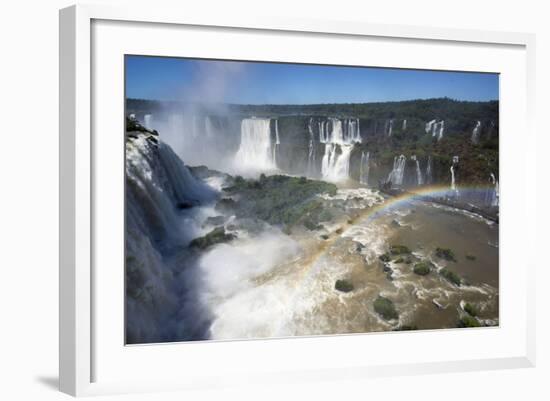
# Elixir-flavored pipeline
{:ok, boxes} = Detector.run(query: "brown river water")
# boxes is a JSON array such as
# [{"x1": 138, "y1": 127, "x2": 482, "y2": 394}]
[{"x1": 203, "y1": 187, "x2": 499, "y2": 340}]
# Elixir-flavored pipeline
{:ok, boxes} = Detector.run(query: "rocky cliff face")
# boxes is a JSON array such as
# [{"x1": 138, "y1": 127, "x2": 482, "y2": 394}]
[{"x1": 125, "y1": 121, "x2": 218, "y2": 343}]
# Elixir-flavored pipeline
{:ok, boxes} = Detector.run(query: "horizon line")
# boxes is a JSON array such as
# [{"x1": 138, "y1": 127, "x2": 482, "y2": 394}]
[{"x1": 126, "y1": 96, "x2": 499, "y2": 107}]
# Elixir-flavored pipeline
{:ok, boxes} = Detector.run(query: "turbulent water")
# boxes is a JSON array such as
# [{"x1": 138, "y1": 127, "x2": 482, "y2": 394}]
[
  {"x1": 126, "y1": 117, "x2": 499, "y2": 344},
  {"x1": 125, "y1": 134, "x2": 218, "y2": 343},
  {"x1": 387, "y1": 155, "x2": 407, "y2": 186},
  {"x1": 320, "y1": 118, "x2": 361, "y2": 182}
]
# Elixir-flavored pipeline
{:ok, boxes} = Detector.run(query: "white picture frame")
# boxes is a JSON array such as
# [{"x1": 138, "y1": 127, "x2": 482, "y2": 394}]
[{"x1": 59, "y1": 4, "x2": 536, "y2": 397}]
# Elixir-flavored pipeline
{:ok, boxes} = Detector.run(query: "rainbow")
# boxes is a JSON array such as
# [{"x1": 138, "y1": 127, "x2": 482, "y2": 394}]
[{"x1": 351, "y1": 183, "x2": 499, "y2": 224}]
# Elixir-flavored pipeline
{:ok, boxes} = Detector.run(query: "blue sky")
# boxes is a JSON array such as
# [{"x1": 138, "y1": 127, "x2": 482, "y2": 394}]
[{"x1": 125, "y1": 55, "x2": 499, "y2": 104}]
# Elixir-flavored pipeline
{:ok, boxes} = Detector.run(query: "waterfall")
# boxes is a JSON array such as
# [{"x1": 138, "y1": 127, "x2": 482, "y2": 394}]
[
  {"x1": 411, "y1": 155, "x2": 423, "y2": 186},
  {"x1": 144, "y1": 114, "x2": 152, "y2": 130},
  {"x1": 320, "y1": 118, "x2": 361, "y2": 182},
  {"x1": 402, "y1": 119, "x2": 407, "y2": 130},
  {"x1": 488, "y1": 173, "x2": 499, "y2": 207},
  {"x1": 125, "y1": 134, "x2": 216, "y2": 342},
  {"x1": 359, "y1": 151, "x2": 370, "y2": 185},
  {"x1": 426, "y1": 119, "x2": 444, "y2": 141},
  {"x1": 234, "y1": 118, "x2": 276, "y2": 172},
  {"x1": 272, "y1": 119, "x2": 280, "y2": 166},
  {"x1": 426, "y1": 155, "x2": 433, "y2": 184},
  {"x1": 450, "y1": 156, "x2": 459, "y2": 195},
  {"x1": 387, "y1": 155, "x2": 406, "y2": 186},
  {"x1": 493, "y1": 180, "x2": 499, "y2": 207},
  {"x1": 307, "y1": 118, "x2": 317, "y2": 176},
  {"x1": 471, "y1": 121, "x2": 481, "y2": 144},
  {"x1": 387, "y1": 119, "x2": 394, "y2": 136},
  {"x1": 434, "y1": 121, "x2": 445, "y2": 140},
  {"x1": 425, "y1": 120, "x2": 436, "y2": 133}
]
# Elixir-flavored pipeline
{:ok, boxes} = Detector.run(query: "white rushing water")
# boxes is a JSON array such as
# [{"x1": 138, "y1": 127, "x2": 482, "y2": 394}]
[
  {"x1": 387, "y1": 154, "x2": 407, "y2": 186},
  {"x1": 434, "y1": 121, "x2": 445, "y2": 140},
  {"x1": 234, "y1": 118, "x2": 276, "y2": 173},
  {"x1": 320, "y1": 118, "x2": 361, "y2": 182},
  {"x1": 425, "y1": 119, "x2": 436, "y2": 133},
  {"x1": 411, "y1": 155, "x2": 423, "y2": 186},
  {"x1": 402, "y1": 119, "x2": 407, "y2": 130},
  {"x1": 488, "y1": 173, "x2": 499, "y2": 207},
  {"x1": 272, "y1": 119, "x2": 280, "y2": 166},
  {"x1": 387, "y1": 119, "x2": 394, "y2": 136},
  {"x1": 307, "y1": 118, "x2": 317, "y2": 176},
  {"x1": 125, "y1": 134, "x2": 217, "y2": 342},
  {"x1": 450, "y1": 156, "x2": 459, "y2": 194},
  {"x1": 425, "y1": 119, "x2": 445, "y2": 141},
  {"x1": 471, "y1": 120, "x2": 481, "y2": 144},
  {"x1": 359, "y1": 151, "x2": 370, "y2": 185}
]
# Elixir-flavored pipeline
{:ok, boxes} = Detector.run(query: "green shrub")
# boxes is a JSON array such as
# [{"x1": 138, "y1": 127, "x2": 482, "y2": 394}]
[
  {"x1": 374, "y1": 296, "x2": 399, "y2": 320},
  {"x1": 440, "y1": 268, "x2": 461, "y2": 286},
  {"x1": 464, "y1": 303, "x2": 478, "y2": 317},
  {"x1": 335, "y1": 279, "x2": 354, "y2": 293},
  {"x1": 435, "y1": 247, "x2": 457, "y2": 262},
  {"x1": 222, "y1": 175, "x2": 337, "y2": 229},
  {"x1": 458, "y1": 315, "x2": 480, "y2": 328},
  {"x1": 413, "y1": 261, "x2": 432, "y2": 275},
  {"x1": 189, "y1": 227, "x2": 235, "y2": 250}
]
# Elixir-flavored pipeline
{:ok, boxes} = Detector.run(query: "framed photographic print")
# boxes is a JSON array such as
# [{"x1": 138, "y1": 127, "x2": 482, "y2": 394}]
[{"x1": 60, "y1": 4, "x2": 536, "y2": 396}]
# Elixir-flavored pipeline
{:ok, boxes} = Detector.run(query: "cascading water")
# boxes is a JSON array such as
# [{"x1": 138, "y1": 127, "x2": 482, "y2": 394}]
[
  {"x1": 387, "y1": 119, "x2": 394, "y2": 136},
  {"x1": 471, "y1": 121, "x2": 481, "y2": 144},
  {"x1": 125, "y1": 133, "x2": 216, "y2": 342},
  {"x1": 425, "y1": 120, "x2": 436, "y2": 133},
  {"x1": 387, "y1": 155, "x2": 406, "y2": 186},
  {"x1": 359, "y1": 151, "x2": 370, "y2": 185},
  {"x1": 272, "y1": 119, "x2": 280, "y2": 166},
  {"x1": 320, "y1": 118, "x2": 361, "y2": 182},
  {"x1": 234, "y1": 118, "x2": 276, "y2": 172},
  {"x1": 425, "y1": 155, "x2": 433, "y2": 184},
  {"x1": 307, "y1": 118, "x2": 317, "y2": 176},
  {"x1": 411, "y1": 155, "x2": 423, "y2": 186},
  {"x1": 426, "y1": 119, "x2": 444, "y2": 141},
  {"x1": 434, "y1": 121, "x2": 445, "y2": 140},
  {"x1": 487, "y1": 173, "x2": 499, "y2": 207},
  {"x1": 450, "y1": 156, "x2": 459, "y2": 195},
  {"x1": 402, "y1": 119, "x2": 407, "y2": 130}
]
